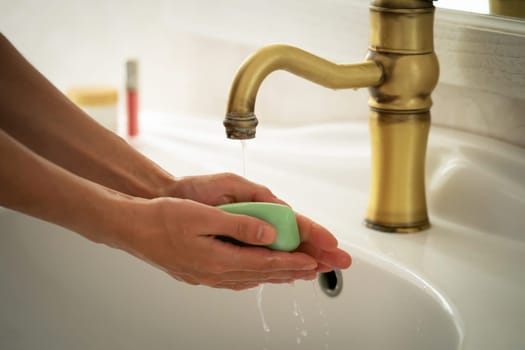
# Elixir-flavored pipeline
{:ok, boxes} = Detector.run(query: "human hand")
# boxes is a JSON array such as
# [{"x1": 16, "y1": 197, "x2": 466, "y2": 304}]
[
  {"x1": 167, "y1": 173, "x2": 352, "y2": 273},
  {"x1": 113, "y1": 197, "x2": 320, "y2": 290}
]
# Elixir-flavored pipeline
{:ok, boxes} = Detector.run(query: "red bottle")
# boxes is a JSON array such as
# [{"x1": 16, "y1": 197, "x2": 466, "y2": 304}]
[{"x1": 126, "y1": 59, "x2": 139, "y2": 137}]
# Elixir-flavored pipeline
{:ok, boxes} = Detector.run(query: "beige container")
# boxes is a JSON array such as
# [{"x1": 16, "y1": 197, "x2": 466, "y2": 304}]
[{"x1": 67, "y1": 86, "x2": 118, "y2": 132}]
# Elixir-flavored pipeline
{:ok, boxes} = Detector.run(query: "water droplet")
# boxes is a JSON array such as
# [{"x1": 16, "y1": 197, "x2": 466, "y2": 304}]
[
  {"x1": 293, "y1": 300, "x2": 300, "y2": 317},
  {"x1": 312, "y1": 280, "x2": 330, "y2": 348}
]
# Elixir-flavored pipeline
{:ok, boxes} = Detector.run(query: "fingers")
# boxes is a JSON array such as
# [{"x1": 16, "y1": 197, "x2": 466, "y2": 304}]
[
  {"x1": 161, "y1": 200, "x2": 318, "y2": 274},
  {"x1": 213, "y1": 282, "x2": 259, "y2": 291},
  {"x1": 212, "y1": 275, "x2": 316, "y2": 291},
  {"x1": 171, "y1": 269, "x2": 314, "y2": 291},
  {"x1": 157, "y1": 182, "x2": 352, "y2": 292},
  {"x1": 194, "y1": 233, "x2": 320, "y2": 289},
  {"x1": 296, "y1": 212, "x2": 338, "y2": 251},
  {"x1": 218, "y1": 173, "x2": 285, "y2": 206},
  {"x1": 202, "y1": 197, "x2": 351, "y2": 272},
  {"x1": 295, "y1": 242, "x2": 352, "y2": 271},
  {"x1": 316, "y1": 263, "x2": 334, "y2": 273},
  {"x1": 203, "y1": 268, "x2": 318, "y2": 291},
  {"x1": 208, "y1": 269, "x2": 317, "y2": 290},
  {"x1": 211, "y1": 210, "x2": 277, "y2": 246},
  {"x1": 189, "y1": 208, "x2": 321, "y2": 289},
  {"x1": 171, "y1": 173, "x2": 284, "y2": 206},
  {"x1": 208, "y1": 240, "x2": 318, "y2": 273}
]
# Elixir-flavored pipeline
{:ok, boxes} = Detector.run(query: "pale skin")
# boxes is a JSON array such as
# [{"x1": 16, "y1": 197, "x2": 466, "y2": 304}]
[{"x1": 0, "y1": 34, "x2": 351, "y2": 290}]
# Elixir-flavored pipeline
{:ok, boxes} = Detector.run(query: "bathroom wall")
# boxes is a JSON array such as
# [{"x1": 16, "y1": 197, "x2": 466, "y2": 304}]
[
  {"x1": 1, "y1": 0, "x2": 524, "y2": 146},
  {"x1": 432, "y1": 11, "x2": 525, "y2": 147}
]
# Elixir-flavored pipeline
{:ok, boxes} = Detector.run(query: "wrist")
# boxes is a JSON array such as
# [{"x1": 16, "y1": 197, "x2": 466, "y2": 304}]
[
  {"x1": 131, "y1": 165, "x2": 176, "y2": 199},
  {"x1": 110, "y1": 139, "x2": 176, "y2": 199},
  {"x1": 92, "y1": 189, "x2": 150, "y2": 249}
]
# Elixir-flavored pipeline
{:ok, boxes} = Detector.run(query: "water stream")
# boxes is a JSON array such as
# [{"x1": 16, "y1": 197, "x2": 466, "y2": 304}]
[
  {"x1": 240, "y1": 140, "x2": 248, "y2": 178},
  {"x1": 241, "y1": 140, "x2": 271, "y2": 347},
  {"x1": 240, "y1": 140, "x2": 329, "y2": 349}
]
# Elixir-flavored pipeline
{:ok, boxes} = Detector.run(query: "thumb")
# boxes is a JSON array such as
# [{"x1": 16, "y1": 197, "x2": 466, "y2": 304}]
[{"x1": 215, "y1": 211, "x2": 277, "y2": 246}]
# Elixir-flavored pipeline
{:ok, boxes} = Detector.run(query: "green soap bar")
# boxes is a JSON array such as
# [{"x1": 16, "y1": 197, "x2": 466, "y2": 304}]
[{"x1": 217, "y1": 202, "x2": 301, "y2": 252}]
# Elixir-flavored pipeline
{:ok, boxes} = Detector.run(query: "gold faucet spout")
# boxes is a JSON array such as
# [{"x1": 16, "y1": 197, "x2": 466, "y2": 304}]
[{"x1": 224, "y1": 44, "x2": 383, "y2": 139}]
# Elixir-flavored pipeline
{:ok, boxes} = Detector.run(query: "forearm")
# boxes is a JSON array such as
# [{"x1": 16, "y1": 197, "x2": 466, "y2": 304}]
[
  {"x1": 0, "y1": 128, "x2": 138, "y2": 246},
  {"x1": 0, "y1": 33, "x2": 173, "y2": 198}
]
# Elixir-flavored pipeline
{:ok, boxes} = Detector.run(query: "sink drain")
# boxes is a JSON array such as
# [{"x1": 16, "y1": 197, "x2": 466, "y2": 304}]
[{"x1": 318, "y1": 269, "x2": 343, "y2": 297}]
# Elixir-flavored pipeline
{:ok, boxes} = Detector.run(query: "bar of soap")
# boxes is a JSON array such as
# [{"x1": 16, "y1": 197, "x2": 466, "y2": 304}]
[{"x1": 217, "y1": 202, "x2": 301, "y2": 252}]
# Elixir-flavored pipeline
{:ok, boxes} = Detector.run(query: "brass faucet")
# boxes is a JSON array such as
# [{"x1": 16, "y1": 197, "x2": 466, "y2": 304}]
[{"x1": 223, "y1": 0, "x2": 439, "y2": 233}]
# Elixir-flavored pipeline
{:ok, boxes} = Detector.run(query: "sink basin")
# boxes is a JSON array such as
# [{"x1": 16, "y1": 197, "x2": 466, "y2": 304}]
[
  {"x1": 1, "y1": 111, "x2": 523, "y2": 349},
  {"x1": 0, "y1": 213, "x2": 460, "y2": 350}
]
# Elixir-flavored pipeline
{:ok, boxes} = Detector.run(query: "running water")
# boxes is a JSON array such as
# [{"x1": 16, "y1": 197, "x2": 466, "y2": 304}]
[
  {"x1": 240, "y1": 140, "x2": 248, "y2": 178},
  {"x1": 241, "y1": 140, "x2": 271, "y2": 346}
]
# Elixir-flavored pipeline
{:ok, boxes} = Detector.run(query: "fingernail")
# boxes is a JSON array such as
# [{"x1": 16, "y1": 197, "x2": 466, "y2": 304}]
[
  {"x1": 302, "y1": 262, "x2": 318, "y2": 270},
  {"x1": 257, "y1": 225, "x2": 275, "y2": 244},
  {"x1": 341, "y1": 253, "x2": 352, "y2": 268}
]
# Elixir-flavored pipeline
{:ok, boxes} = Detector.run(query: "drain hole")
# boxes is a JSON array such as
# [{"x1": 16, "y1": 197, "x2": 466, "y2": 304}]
[{"x1": 318, "y1": 269, "x2": 343, "y2": 297}]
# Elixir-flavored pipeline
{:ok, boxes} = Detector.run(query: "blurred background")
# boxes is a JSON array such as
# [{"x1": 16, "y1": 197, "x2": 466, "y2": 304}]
[{"x1": 1, "y1": 0, "x2": 524, "y2": 144}]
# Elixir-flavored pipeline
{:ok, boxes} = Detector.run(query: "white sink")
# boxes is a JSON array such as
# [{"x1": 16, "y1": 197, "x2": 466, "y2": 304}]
[
  {"x1": 427, "y1": 131, "x2": 525, "y2": 241},
  {"x1": 1, "y1": 112, "x2": 523, "y2": 349},
  {"x1": 0, "y1": 214, "x2": 461, "y2": 350}
]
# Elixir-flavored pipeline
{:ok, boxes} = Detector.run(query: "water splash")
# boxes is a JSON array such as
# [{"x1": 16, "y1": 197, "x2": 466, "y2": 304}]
[
  {"x1": 292, "y1": 299, "x2": 305, "y2": 324},
  {"x1": 257, "y1": 285, "x2": 271, "y2": 333},
  {"x1": 292, "y1": 285, "x2": 309, "y2": 347},
  {"x1": 312, "y1": 280, "x2": 330, "y2": 349}
]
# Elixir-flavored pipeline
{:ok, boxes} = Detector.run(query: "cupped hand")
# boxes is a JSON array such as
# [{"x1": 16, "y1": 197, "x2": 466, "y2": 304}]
[
  {"x1": 118, "y1": 197, "x2": 320, "y2": 290},
  {"x1": 167, "y1": 173, "x2": 352, "y2": 273}
]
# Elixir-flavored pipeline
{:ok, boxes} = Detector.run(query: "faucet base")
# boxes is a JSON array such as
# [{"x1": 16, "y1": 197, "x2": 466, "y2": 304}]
[
  {"x1": 365, "y1": 110, "x2": 431, "y2": 233},
  {"x1": 364, "y1": 219, "x2": 430, "y2": 234}
]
